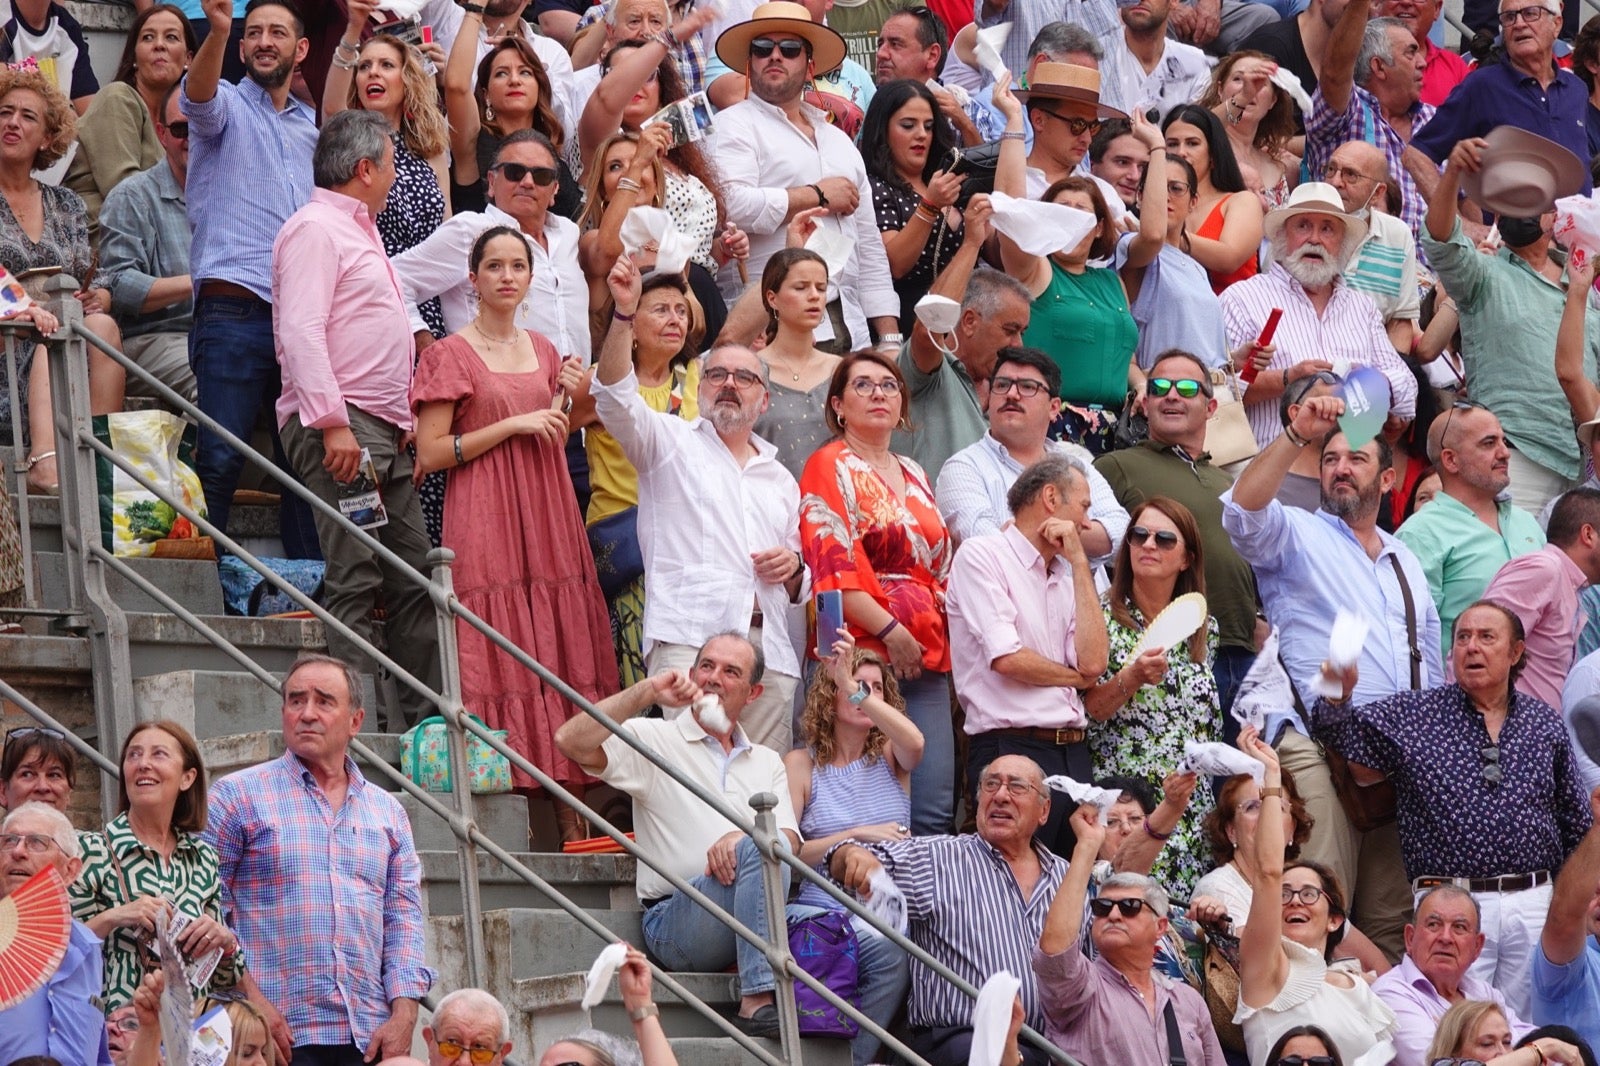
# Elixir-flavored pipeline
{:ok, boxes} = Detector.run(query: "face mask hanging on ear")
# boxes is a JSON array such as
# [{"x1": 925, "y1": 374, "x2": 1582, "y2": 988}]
[{"x1": 915, "y1": 293, "x2": 962, "y2": 359}]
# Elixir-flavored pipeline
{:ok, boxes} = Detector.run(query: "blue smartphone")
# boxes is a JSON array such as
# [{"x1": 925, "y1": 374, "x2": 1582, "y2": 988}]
[{"x1": 816, "y1": 590, "x2": 844, "y2": 659}]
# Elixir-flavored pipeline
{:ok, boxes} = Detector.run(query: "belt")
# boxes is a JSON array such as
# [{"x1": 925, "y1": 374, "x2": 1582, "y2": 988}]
[
  {"x1": 1412, "y1": 869, "x2": 1552, "y2": 894},
  {"x1": 991, "y1": 726, "x2": 1087, "y2": 746},
  {"x1": 642, "y1": 895, "x2": 671, "y2": 910},
  {"x1": 197, "y1": 280, "x2": 268, "y2": 304}
]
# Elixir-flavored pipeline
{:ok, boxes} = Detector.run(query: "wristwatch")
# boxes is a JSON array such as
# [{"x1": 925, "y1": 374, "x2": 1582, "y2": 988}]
[
  {"x1": 629, "y1": 1004, "x2": 660, "y2": 1022},
  {"x1": 878, "y1": 332, "x2": 904, "y2": 347},
  {"x1": 848, "y1": 680, "x2": 871, "y2": 705}
]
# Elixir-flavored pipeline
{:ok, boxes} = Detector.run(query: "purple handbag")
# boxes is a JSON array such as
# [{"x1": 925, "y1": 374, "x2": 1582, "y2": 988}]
[{"x1": 787, "y1": 909, "x2": 861, "y2": 1038}]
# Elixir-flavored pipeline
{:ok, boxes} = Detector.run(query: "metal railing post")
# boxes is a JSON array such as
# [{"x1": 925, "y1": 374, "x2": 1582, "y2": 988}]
[
  {"x1": 4, "y1": 328, "x2": 38, "y2": 609},
  {"x1": 428, "y1": 547, "x2": 486, "y2": 989},
  {"x1": 750, "y1": 792, "x2": 802, "y2": 1063},
  {"x1": 46, "y1": 278, "x2": 134, "y2": 814}
]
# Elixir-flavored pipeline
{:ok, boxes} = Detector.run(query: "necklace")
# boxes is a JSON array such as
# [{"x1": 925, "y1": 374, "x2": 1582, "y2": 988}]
[
  {"x1": 765, "y1": 349, "x2": 807, "y2": 382},
  {"x1": 473, "y1": 319, "x2": 521, "y2": 345}
]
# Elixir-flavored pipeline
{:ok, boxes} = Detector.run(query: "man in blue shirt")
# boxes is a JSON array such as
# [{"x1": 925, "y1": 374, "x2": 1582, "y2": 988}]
[
  {"x1": 1411, "y1": 0, "x2": 1590, "y2": 196},
  {"x1": 0, "y1": 802, "x2": 111, "y2": 1066},
  {"x1": 1222, "y1": 391, "x2": 1443, "y2": 960},
  {"x1": 180, "y1": 0, "x2": 319, "y2": 557},
  {"x1": 1532, "y1": 784, "x2": 1600, "y2": 1045}
]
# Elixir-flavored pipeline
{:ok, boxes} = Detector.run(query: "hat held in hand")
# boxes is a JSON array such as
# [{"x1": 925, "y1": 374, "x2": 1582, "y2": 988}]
[{"x1": 1462, "y1": 125, "x2": 1587, "y2": 219}]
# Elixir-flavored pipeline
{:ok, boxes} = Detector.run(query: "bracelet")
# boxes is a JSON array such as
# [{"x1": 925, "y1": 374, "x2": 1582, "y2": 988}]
[
  {"x1": 613, "y1": 309, "x2": 636, "y2": 322},
  {"x1": 1115, "y1": 672, "x2": 1130, "y2": 699},
  {"x1": 810, "y1": 182, "x2": 828, "y2": 208},
  {"x1": 914, "y1": 206, "x2": 938, "y2": 225},
  {"x1": 875, "y1": 617, "x2": 900, "y2": 640},
  {"x1": 616, "y1": 176, "x2": 643, "y2": 194},
  {"x1": 1261, "y1": 786, "x2": 1284, "y2": 799},
  {"x1": 452, "y1": 434, "x2": 465, "y2": 465},
  {"x1": 1283, "y1": 424, "x2": 1309, "y2": 448},
  {"x1": 1530, "y1": 1044, "x2": 1546, "y2": 1066},
  {"x1": 331, "y1": 54, "x2": 358, "y2": 69},
  {"x1": 336, "y1": 37, "x2": 361, "y2": 55},
  {"x1": 629, "y1": 1004, "x2": 660, "y2": 1022},
  {"x1": 999, "y1": 130, "x2": 1025, "y2": 141},
  {"x1": 1142, "y1": 817, "x2": 1172, "y2": 841}
]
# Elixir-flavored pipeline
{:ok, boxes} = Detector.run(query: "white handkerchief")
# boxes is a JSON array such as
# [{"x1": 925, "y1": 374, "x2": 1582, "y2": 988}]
[
  {"x1": 693, "y1": 694, "x2": 731, "y2": 734},
  {"x1": 582, "y1": 942, "x2": 630, "y2": 1009},
  {"x1": 1309, "y1": 610, "x2": 1369, "y2": 697},
  {"x1": 987, "y1": 191, "x2": 1098, "y2": 258},
  {"x1": 1268, "y1": 66, "x2": 1313, "y2": 115},
  {"x1": 929, "y1": 78, "x2": 971, "y2": 107},
  {"x1": 620, "y1": 207, "x2": 698, "y2": 278},
  {"x1": 1179, "y1": 742, "x2": 1264, "y2": 785},
  {"x1": 1043, "y1": 775, "x2": 1122, "y2": 823},
  {"x1": 805, "y1": 224, "x2": 853, "y2": 283},
  {"x1": 861, "y1": 868, "x2": 908, "y2": 934},
  {"x1": 1231, "y1": 628, "x2": 1293, "y2": 733},
  {"x1": 377, "y1": 0, "x2": 428, "y2": 17},
  {"x1": 973, "y1": 25, "x2": 1011, "y2": 81},
  {"x1": 968, "y1": 971, "x2": 1022, "y2": 1066}
]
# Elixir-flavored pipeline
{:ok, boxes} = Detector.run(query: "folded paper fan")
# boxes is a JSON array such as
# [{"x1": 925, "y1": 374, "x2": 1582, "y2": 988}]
[
  {"x1": 0, "y1": 865, "x2": 70, "y2": 1010},
  {"x1": 1133, "y1": 592, "x2": 1208, "y2": 658}
]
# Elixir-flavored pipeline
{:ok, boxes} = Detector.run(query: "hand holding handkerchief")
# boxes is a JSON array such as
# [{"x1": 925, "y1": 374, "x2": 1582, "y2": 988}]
[
  {"x1": 1179, "y1": 741, "x2": 1264, "y2": 785},
  {"x1": 1308, "y1": 610, "x2": 1368, "y2": 698},
  {"x1": 1043, "y1": 775, "x2": 1122, "y2": 823},
  {"x1": 987, "y1": 191, "x2": 1098, "y2": 258},
  {"x1": 968, "y1": 971, "x2": 1023, "y2": 1066},
  {"x1": 582, "y1": 942, "x2": 630, "y2": 1009}
]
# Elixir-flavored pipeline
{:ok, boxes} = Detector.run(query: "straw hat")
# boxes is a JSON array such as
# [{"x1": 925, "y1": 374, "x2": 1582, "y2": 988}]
[
  {"x1": 714, "y1": 1, "x2": 847, "y2": 76},
  {"x1": 1461, "y1": 125, "x2": 1587, "y2": 219},
  {"x1": 1264, "y1": 181, "x2": 1368, "y2": 264},
  {"x1": 1012, "y1": 61, "x2": 1126, "y2": 121}
]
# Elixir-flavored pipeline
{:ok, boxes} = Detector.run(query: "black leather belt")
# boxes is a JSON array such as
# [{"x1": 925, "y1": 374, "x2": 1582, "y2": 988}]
[{"x1": 990, "y1": 726, "x2": 1087, "y2": 746}]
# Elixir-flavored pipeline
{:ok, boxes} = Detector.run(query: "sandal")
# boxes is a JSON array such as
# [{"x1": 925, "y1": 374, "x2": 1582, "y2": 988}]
[{"x1": 25, "y1": 450, "x2": 58, "y2": 495}]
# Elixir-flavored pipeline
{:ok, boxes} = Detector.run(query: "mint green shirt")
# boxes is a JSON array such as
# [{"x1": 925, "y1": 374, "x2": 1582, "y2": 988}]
[
  {"x1": 1395, "y1": 490, "x2": 1546, "y2": 659},
  {"x1": 1422, "y1": 219, "x2": 1600, "y2": 480}
]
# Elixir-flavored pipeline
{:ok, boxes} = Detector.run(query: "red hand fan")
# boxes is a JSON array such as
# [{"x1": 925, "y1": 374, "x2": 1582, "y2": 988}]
[{"x1": 0, "y1": 865, "x2": 71, "y2": 1010}]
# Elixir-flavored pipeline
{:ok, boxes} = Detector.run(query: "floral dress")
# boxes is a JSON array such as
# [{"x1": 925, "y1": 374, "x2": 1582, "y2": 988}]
[
  {"x1": 798, "y1": 438, "x2": 952, "y2": 672},
  {"x1": 1086, "y1": 600, "x2": 1221, "y2": 898}
]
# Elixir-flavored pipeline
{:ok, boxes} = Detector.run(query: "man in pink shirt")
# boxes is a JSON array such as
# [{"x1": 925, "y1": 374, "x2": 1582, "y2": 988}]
[
  {"x1": 1377, "y1": 0, "x2": 1470, "y2": 106},
  {"x1": 1482, "y1": 488, "x2": 1600, "y2": 708},
  {"x1": 945, "y1": 454, "x2": 1109, "y2": 855},
  {"x1": 273, "y1": 109, "x2": 440, "y2": 726}
]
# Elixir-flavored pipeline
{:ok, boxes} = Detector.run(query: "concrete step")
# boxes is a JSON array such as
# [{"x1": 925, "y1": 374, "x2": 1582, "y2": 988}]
[
  {"x1": 418, "y1": 851, "x2": 638, "y2": 916},
  {"x1": 200, "y1": 730, "x2": 404, "y2": 778},
  {"x1": 126, "y1": 611, "x2": 326, "y2": 678},
  {"x1": 484, "y1": 907, "x2": 644, "y2": 984},
  {"x1": 35, "y1": 550, "x2": 225, "y2": 616},
  {"x1": 137, "y1": 670, "x2": 386, "y2": 744}
]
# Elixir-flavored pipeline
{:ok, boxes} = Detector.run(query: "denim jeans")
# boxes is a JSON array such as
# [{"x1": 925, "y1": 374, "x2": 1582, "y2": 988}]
[
  {"x1": 641, "y1": 836, "x2": 788, "y2": 996},
  {"x1": 901, "y1": 671, "x2": 955, "y2": 835},
  {"x1": 189, "y1": 294, "x2": 320, "y2": 559},
  {"x1": 786, "y1": 904, "x2": 909, "y2": 1066}
]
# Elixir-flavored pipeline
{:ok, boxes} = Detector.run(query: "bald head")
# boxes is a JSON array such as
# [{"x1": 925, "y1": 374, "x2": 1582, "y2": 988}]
[{"x1": 1326, "y1": 140, "x2": 1390, "y2": 215}]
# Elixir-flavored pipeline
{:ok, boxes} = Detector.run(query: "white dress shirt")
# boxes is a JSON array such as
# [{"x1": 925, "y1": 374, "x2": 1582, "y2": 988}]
[
  {"x1": 1098, "y1": 35, "x2": 1213, "y2": 122},
  {"x1": 935, "y1": 434, "x2": 1128, "y2": 566},
  {"x1": 390, "y1": 203, "x2": 590, "y2": 364},
  {"x1": 712, "y1": 93, "x2": 899, "y2": 349},
  {"x1": 590, "y1": 367, "x2": 806, "y2": 677}
]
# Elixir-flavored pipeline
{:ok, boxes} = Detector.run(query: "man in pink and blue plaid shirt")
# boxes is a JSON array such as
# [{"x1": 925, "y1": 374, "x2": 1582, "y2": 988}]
[{"x1": 206, "y1": 653, "x2": 435, "y2": 1066}]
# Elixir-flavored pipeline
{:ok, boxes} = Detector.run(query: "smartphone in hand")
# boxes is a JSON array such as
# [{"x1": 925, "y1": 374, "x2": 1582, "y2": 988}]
[{"x1": 815, "y1": 589, "x2": 844, "y2": 660}]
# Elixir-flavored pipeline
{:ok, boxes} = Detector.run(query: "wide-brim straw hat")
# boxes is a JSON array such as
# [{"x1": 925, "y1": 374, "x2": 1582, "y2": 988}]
[
  {"x1": 1264, "y1": 181, "x2": 1369, "y2": 264},
  {"x1": 715, "y1": 1, "x2": 847, "y2": 76},
  {"x1": 1461, "y1": 125, "x2": 1587, "y2": 219},
  {"x1": 1012, "y1": 60, "x2": 1127, "y2": 121}
]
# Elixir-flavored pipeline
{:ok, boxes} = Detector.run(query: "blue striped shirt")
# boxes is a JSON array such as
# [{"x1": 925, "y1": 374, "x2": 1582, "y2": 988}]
[{"x1": 180, "y1": 75, "x2": 316, "y2": 301}]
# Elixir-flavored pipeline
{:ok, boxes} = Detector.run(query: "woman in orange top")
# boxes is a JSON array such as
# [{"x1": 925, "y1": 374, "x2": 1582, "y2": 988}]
[
  {"x1": 1163, "y1": 104, "x2": 1264, "y2": 294},
  {"x1": 799, "y1": 350, "x2": 954, "y2": 835}
]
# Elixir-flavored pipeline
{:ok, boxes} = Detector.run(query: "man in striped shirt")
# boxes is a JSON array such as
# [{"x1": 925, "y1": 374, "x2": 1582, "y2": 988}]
[
  {"x1": 1324, "y1": 140, "x2": 1422, "y2": 357},
  {"x1": 828, "y1": 754, "x2": 1068, "y2": 1065}
]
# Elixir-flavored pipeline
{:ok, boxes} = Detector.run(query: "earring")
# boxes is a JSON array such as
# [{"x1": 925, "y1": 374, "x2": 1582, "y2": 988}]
[
  {"x1": 485, "y1": 102, "x2": 495, "y2": 122},
  {"x1": 519, "y1": 297, "x2": 530, "y2": 317}
]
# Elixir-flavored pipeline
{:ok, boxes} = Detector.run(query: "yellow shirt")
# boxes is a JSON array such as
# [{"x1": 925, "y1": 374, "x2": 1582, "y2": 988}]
[{"x1": 585, "y1": 360, "x2": 699, "y2": 524}]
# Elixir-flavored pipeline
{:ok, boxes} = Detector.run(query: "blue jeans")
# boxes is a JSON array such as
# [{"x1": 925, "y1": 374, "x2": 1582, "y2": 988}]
[
  {"x1": 1213, "y1": 644, "x2": 1257, "y2": 738},
  {"x1": 786, "y1": 904, "x2": 909, "y2": 1066},
  {"x1": 189, "y1": 295, "x2": 320, "y2": 559},
  {"x1": 901, "y1": 671, "x2": 954, "y2": 835},
  {"x1": 641, "y1": 836, "x2": 787, "y2": 996}
]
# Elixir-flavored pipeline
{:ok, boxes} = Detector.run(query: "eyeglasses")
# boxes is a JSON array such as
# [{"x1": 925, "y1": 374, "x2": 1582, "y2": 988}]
[
  {"x1": 1237, "y1": 798, "x2": 1264, "y2": 814},
  {"x1": 107, "y1": 1016, "x2": 141, "y2": 1034},
  {"x1": 978, "y1": 775, "x2": 1039, "y2": 798},
  {"x1": 1281, "y1": 884, "x2": 1326, "y2": 906},
  {"x1": 435, "y1": 1040, "x2": 499, "y2": 1065},
  {"x1": 489, "y1": 162, "x2": 558, "y2": 187},
  {"x1": 4, "y1": 725, "x2": 65, "y2": 750},
  {"x1": 1034, "y1": 109, "x2": 1103, "y2": 137},
  {"x1": 0, "y1": 831, "x2": 61, "y2": 854},
  {"x1": 990, "y1": 375, "x2": 1049, "y2": 398},
  {"x1": 1480, "y1": 744, "x2": 1502, "y2": 785},
  {"x1": 848, "y1": 376, "x2": 903, "y2": 397},
  {"x1": 1277, "y1": 1057, "x2": 1337, "y2": 1066},
  {"x1": 1129, "y1": 525, "x2": 1180, "y2": 549},
  {"x1": 1323, "y1": 163, "x2": 1378, "y2": 185},
  {"x1": 703, "y1": 365, "x2": 765, "y2": 389},
  {"x1": 1088, "y1": 896, "x2": 1151, "y2": 919},
  {"x1": 749, "y1": 36, "x2": 809, "y2": 60},
  {"x1": 1498, "y1": 4, "x2": 1552, "y2": 24},
  {"x1": 1147, "y1": 377, "x2": 1208, "y2": 399},
  {"x1": 1142, "y1": 180, "x2": 1194, "y2": 198}
]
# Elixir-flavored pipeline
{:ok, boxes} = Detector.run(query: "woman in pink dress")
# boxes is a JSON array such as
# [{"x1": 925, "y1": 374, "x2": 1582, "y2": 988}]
[{"x1": 412, "y1": 225, "x2": 619, "y2": 844}]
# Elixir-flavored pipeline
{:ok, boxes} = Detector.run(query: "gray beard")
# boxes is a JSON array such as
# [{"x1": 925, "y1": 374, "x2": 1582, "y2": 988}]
[{"x1": 1283, "y1": 247, "x2": 1341, "y2": 291}]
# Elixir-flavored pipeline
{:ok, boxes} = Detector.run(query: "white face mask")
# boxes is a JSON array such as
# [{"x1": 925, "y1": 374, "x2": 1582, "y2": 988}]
[{"x1": 915, "y1": 294, "x2": 962, "y2": 359}]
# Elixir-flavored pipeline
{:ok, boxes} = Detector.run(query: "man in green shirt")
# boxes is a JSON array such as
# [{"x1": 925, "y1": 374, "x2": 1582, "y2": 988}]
[
  {"x1": 1396, "y1": 401, "x2": 1545, "y2": 659},
  {"x1": 1095, "y1": 349, "x2": 1261, "y2": 709}
]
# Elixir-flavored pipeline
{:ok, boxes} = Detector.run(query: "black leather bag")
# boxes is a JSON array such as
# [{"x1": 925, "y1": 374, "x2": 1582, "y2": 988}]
[{"x1": 937, "y1": 140, "x2": 1001, "y2": 204}]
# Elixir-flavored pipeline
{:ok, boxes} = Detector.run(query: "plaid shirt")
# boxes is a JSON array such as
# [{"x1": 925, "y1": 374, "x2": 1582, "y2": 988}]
[
  {"x1": 1305, "y1": 84, "x2": 1435, "y2": 242},
  {"x1": 205, "y1": 753, "x2": 434, "y2": 1049},
  {"x1": 576, "y1": 0, "x2": 709, "y2": 94}
]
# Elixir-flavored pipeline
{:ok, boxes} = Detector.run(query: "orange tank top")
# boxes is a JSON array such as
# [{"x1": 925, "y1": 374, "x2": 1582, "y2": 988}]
[{"x1": 1196, "y1": 192, "x2": 1259, "y2": 294}]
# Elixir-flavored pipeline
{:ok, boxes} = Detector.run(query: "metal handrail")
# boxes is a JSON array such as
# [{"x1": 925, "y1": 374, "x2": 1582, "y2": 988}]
[{"x1": 31, "y1": 302, "x2": 1080, "y2": 1065}]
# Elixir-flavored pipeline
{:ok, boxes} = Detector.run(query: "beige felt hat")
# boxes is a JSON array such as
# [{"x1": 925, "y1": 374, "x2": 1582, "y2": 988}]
[
  {"x1": 1462, "y1": 125, "x2": 1587, "y2": 219},
  {"x1": 714, "y1": 1, "x2": 847, "y2": 76}
]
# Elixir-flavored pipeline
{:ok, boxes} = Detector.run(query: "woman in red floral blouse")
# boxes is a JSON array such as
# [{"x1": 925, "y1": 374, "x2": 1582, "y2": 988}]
[{"x1": 799, "y1": 350, "x2": 954, "y2": 834}]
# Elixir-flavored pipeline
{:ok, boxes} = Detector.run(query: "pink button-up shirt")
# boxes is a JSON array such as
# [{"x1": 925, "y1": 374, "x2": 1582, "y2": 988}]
[
  {"x1": 1484, "y1": 542, "x2": 1590, "y2": 707},
  {"x1": 273, "y1": 188, "x2": 414, "y2": 432},
  {"x1": 946, "y1": 523, "x2": 1088, "y2": 732}
]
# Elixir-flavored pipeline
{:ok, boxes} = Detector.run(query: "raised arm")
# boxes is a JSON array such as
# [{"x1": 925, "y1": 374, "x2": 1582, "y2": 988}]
[
  {"x1": 445, "y1": 4, "x2": 484, "y2": 184},
  {"x1": 1231, "y1": 394, "x2": 1345, "y2": 510},
  {"x1": 1557, "y1": 256, "x2": 1600, "y2": 424},
  {"x1": 1038, "y1": 805, "x2": 1105, "y2": 953},
  {"x1": 990, "y1": 75, "x2": 1049, "y2": 291},
  {"x1": 907, "y1": 194, "x2": 992, "y2": 374},
  {"x1": 1319, "y1": 0, "x2": 1371, "y2": 117},
  {"x1": 1112, "y1": 771, "x2": 1197, "y2": 874},
  {"x1": 1118, "y1": 113, "x2": 1169, "y2": 275},
  {"x1": 1238, "y1": 727, "x2": 1291, "y2": 1007},
  {"x1": 185, "y1": 0, "x2": 235, "y2": 105},
  {"x1": 322, "y1": 0, "x2": 377, "y2": 117},
  {"x1": 1427, "y1": 138, "x2": 1484, "y2": 244},
  {"x1": 1543, "y1": 787, "x2": 1600, "y2": 965}
]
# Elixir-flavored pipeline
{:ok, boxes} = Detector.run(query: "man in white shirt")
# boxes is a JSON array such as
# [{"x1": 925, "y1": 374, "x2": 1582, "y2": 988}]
[
  {"x1": 1098, "y1": 0, "x2": 1213, "y2": 122},
  {"x1": 1017, "y1": 58, "x2": 1129, "y2": 223},
  {"x1": 589, "y1": 256, "x2": 807, "y2": 750},
  {"x1": 711, "y1": 1, "x2": 900, "y2": 352}
]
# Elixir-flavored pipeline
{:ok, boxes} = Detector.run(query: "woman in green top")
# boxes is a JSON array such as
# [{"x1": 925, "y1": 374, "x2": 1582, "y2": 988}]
[
  {"x1": 69, "y1": 719, "x2": 240, "y2": 1012},
  {"x1": 993, "y1": 78, "x2": 1141, "y2": 455}
]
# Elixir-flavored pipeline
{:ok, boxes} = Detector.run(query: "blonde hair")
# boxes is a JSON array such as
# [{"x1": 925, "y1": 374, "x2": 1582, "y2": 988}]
[
  {"x1": 347, "y1": 35, "x2": 448, "y2": 160},
  {"x1": 1427, "y1": 1001, "x2": 1505, "y2": 1064},
  {"x1": 578, "y1": 131, "x2": 665, "y2": 231},
  {"x1": 0, "y1": 66, "x2": 76, "y2": 169},
  {"x1": 799, "y1": 649, "x2": 904, "y2": 765}
]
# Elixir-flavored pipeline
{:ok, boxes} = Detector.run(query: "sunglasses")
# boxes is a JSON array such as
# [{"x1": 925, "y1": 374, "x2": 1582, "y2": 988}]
[
  {"x1": 3, "y1": 725, "x2": 65, "y2": 755},
  {"x1": 162, "y1": 120, "x2": 189, "y2": 140},
  {"x1": 1278, "y1": 1058, "x2": 1337, "y2": 1066},
  {"x1": 1035, "y1": 109, "x2": 1103, "y2": 137},
  {"x1": 1088, "y1": 896, "x2": 1151, "y2": 919},
  {"x1": 1437, "y1": 399, "x2": 1485, "y2": 451},
  {"x1": 435, "y1": 1041, "x2": 499, "y2": 1065},
  {"x1": 749, "y1": 37, "x2": 809, "y2": 60},
  {"x1": 1128, "y1": 525, "x2": 1180, "y2": 549},
  {"x1": 1146, "y1": 377, "x2": 1207, "y2": 399},
  {"x1": 490, "y1": 162, "x2": 558, "y2": 187}
]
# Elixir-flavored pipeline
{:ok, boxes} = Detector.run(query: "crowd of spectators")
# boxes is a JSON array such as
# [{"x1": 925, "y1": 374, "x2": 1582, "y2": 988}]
[{"x1": 9, "y1": 0, "x2": 1600, "y2": 1061}]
